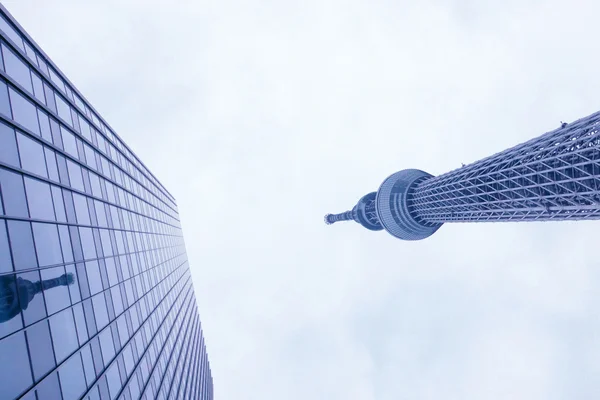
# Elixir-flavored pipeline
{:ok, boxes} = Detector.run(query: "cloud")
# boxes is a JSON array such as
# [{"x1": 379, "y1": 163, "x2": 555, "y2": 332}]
[{"x1": 6, "y1": 0, "x2": 600, "y2": 398}]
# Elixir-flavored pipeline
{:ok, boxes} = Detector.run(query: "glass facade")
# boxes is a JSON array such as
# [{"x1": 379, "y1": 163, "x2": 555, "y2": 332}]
[{"x1": 0, "y1": 5, "x2": 213, "y2": 400}]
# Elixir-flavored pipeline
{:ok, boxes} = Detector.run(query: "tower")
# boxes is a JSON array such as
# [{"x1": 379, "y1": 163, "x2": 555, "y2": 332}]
[{"x1": 326, "y1": 112, "x2": 600, "y2": 240}]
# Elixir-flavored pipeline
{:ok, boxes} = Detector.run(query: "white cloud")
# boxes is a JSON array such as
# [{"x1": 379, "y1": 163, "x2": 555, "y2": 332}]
[{"x1": 5, "y1": 0, "x2": 600, "y2": 398}]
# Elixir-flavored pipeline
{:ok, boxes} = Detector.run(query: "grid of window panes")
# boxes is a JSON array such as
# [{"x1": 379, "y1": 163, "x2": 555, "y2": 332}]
[{"x1": 0, "y1": 6, "x2": 212, "y2": 400}]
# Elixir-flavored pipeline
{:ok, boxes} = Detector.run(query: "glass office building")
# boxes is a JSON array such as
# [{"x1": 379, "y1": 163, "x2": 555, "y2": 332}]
[{"x1": 0, "y1": 6, "x2": 213, "y2": 400}]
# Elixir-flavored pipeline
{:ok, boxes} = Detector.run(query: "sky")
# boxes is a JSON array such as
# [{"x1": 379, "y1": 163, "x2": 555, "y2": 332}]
[{"x1": 4, "y1": 0, "x2": 600, "y2": 399}]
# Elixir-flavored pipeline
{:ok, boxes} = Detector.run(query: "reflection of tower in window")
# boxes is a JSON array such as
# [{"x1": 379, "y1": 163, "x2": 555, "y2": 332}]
[{"x1": 0, "y1": 273, "x2": 74, "y2": 323}]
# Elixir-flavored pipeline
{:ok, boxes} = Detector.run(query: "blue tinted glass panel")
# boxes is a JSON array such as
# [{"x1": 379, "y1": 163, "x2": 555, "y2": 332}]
[
  {"x1": 50, "y1": 186, "x2": 66, "y2": 223},
  {"x1": 100, "y1": 229, "x2": 113, "y2": 256},
  {"x1": 73, "y1": 192, "x2": 91, "y2": 225},
  {"x1": 24, "y1": 177, "x2": 54, "y2": 220},
  {"x1": 0, "y1": 121, "x2": 19, "y2": 167},
  {"x1": 0, "y1": 15, "x2": 25, "y2": 50},
  {"x1": 36, "y1": 372, "x2": 61, "y2": 399},
  {"x1": 86, "y1": 260, "x2": 102, "y2": 295},
  {"x1": 2, "y1": 43, "x2": 32, "y2": 93},
  {"x1": 0, "y1": 168, "x2": 28, "y2": 217},
  {"x1": 43, "y1": 153, "x2": 59, "y2": 186},
  {"x1": 79, "y1": 227, "x2": 96, "y2": 259},
  {"x1": 61, "y1": 126, "x2": 78, "y2": 158},
  {"x1": 105, "y1": 256, "x2": 118, "y2": 286},
  {"x1": 50, "y1": 118, "x2": 62, "y2": 149},
  {"x1": 55, "y1": 93, "x2": 72, "y2": 126},
  {"x1": 85, "y1": 144, "x2": 97, "y2": 170},
  {"x1": 81, "y1": 345, "x2": 95, "y2": 386},
  {"x1": 17, "y1": 270, "x2": 46, "y2": 325},
  {"x1": 40, "y1": 265, "x2": 71, "y2": 314},
  {"x1": 17, "y1": 133, "x2": 47, "y2": 177},
  {"x1": 66, "y1": 264, "x2": 81, "y2": 304},
  {"x1": 67, "y1": 159, "x2": 84, "y2": 191},
  {"x1": 32, "y1": 72, "x2": 45, "y2": 104},
  {"x1": 95, "y1": 200, "x2": 108, "y2": 228},
  {"x1": 44, "y1": 83, "x2": 57, "y2": 114},
  {"x1": 32, "y1": 222, "x2": 63, "y2": 266},
  {"x1": 0, "y1": 332, "x2": 33, "y2": 399},
  {"x1": 49, "y1": 68, "x2": 66, "y2": 93},
  {"x1": 56, "y1": 154, "x2": 69, "y2": 185},
  {"x1": 49, "y1": 308, "x2": 78, "y2": 363},
  {"x1": 63, "y1": 190, "x2": 77, "y2": 224},
  {"x1": 0, "y1": 220, "x2": 12, "y2": 273},
  {"x1": 0, "y1": 274, "x2": 23, "y2": 338},
  {"x1": 92, "y1": 293, "x2": 109, "y2": 330},
  {"x1": 59, "y1": 354, "x2": 86, "y2": 400},
  {"x1": 0, "y1": 80, "x2": 11, "y2": 117},
  {"x1": 99, "y1": 327, "x2": 115, "y2": 365},
  {"x1": 106, "y1": 362, "x2": 121, "y2": 399},
  {"x1": 89, "y1": 172, "x2": 101, "y2": 198},
  {"x1": 58, "y1": 225, "x2": 74, "y2": 264},
  {"x1": 26, "y1": 320, "x2": 56, "y2": 380},
  {"x1": 7, "y1": 220, "x2": 37, "y2": 270},
  {"x1": 9, "y1": 88, "x2": 40, "y2": 135},
  {"x1": 72, "y1": 302, "x2": 87, "y2": 344},
  {"x1": 37, "y1": 109, "x2": 52, "y2": 142}
]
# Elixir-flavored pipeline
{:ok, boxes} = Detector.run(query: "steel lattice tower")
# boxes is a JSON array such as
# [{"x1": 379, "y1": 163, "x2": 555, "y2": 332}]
[{"x1": 325, "y1": 113, "x2": 600, "y2": 240}]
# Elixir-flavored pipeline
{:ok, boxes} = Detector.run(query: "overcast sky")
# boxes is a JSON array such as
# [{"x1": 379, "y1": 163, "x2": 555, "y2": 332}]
[{"x1": 5, "y1": 0, "x2": 600, "y2": 399}]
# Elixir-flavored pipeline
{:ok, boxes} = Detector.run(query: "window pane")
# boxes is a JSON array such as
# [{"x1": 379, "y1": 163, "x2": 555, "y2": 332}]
[
  {"x1": 95, "y1": 200, "x2": 108, "y2": 228},
  {"x1": 86, "y1": 260, "x2": 102, "y2": 295},
  {"x1": 58, "y1": 225, "x2": 74, "y2": 263},
  {"x1": 55, "y1": 93, "x2": 72, "y2": 126},
  {"x1": 99, "y1": 327, "x2": 115, "y2": 365},
  {"x1": 40, "y1": 265, "x2": 71, "y2": 314},
  {"x1": 36, "y1": 372, "x2": 61, "y2": 399},
  {"x1": 17, "y1": 270, "x2": 47, "y2": 325},
  {"x1": 81, "y1": 345, "x2": 95, "y2": 386},
  {"x1": 61, "y1": 126, "x2": 78, "y2": 158},
  {"x1": 59, "y1": 354, "x2": 86, "y2": 400},
  {"x1": 49, "y1": 68, "x2": 66, "y2": 93},
  {"x1": 85, "y1": 144, "x2": 97, "y2": 170},
  {"x1": 24, "y1": 177, "x2": 54, "y2": 220},
  {"x1": 32, "y1": 72, "x2": 45, "y2": 104},
  {"x1": 0, "y1": 168, "x2": 28, "y2": 217},
  {"x1": 0, "y1": 81, "x2": 11, "y2": 117},
  {"x1": 73, "y1": 192, "x2": 91, "y2": 225},
  {"x1": 79, "y1": 226, "x2": 96, "y2": 260},
  {"x1": 72, "y1": 302, "x2": 87, "y2": 344},
  {"x1": 0, "y1": 273, "x2": 23, "y2": 338},
  {"x1": 106, "y1": 362, "x2": 121, "y2": 399},
  {"x1": 100, "y1": 229, "x2": 113, "y2": 256},
  {"x1": 17, "y1": 133, "x2": 47, "y2": 177},
  {"x1": 49, "y1": 308, "x2": 78, "y2": 363},
  {"x1": 32, "y1": 222, "x2": 63, "y2": 266},
  {"x1": 56, "y1": 154, "x2": 69, "y2": 185},
  {"x1": 50, "y1": 186, "x2": 66, "y2": 223},
  {"x1": 2, "y1": 43, "x2": 33, "y2": 93},
  {"x1": 43, "y1": 82, "x2": 57, "y2": 114},
  {"x1": 37, "y1": 109, "x2": 52, "y2": 142},
  {"x1": 0, "y1": 332, "x2": 33, "y2": 398},
  {"x1": 50, "y1": 118, "x2": 62, "y2": 149},
  {"x1": 65, "y1": 264, "x2": 80, "y2": 303},
  {"x1": 45, "y1": 148, "x2": 59, "y2": 182},
  {"x1": 9, "y1": 88, "x2": 40, "y2": 135},
  {"x1": 0, "y1": 220, "x2": 13, "y2": 273},
  {"x1": 0, "y1": 121, "x2": 19, "y2": 167},
  {"x1": 26, "y1": 320, "x2": 56, "y2": 380},
  {"x1": 92, "y1": 293, "x2": 109, "y2": 330},
  {"x1": 0, "y1": 15, "x2": 24, "y2": 50},
  {"x1": 7, "y1": 220, "x2": 37, "y2": 269},
  {"x1": 67, "y1": 159, "x2": 84, "y2": 191}
]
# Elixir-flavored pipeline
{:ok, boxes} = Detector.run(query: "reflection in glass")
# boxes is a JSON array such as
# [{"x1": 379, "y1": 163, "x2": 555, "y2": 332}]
[{"x1": 0, "y1": 272, "x2": 74, "y2": 323}]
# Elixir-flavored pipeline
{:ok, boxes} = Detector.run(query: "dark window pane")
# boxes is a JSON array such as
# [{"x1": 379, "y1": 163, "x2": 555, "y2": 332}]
[
  {"x1": 0, "y1": 121, "x2": 19, "y2": 167},
  {"x1": 32, "y1": 222, "x2": 63, "y2": 266},
  {"x1": 17, "y1": 133, "x2": 47, "y2": 177},
  {"x1": 70, "y1": 226, "x2": 84, "y2": 262},
  {"x1": 7, "y1": 220, "x2": 37, "y2": 269},
  {"x1": 49, "y1": 68, "x2": 66, "y2": 93},
  {"x1": 73, "y1": 192, "x2": 91, "y2": 225},
  {"x1": 50, "y1": 118, "x2": 62, "y2": 149},
  {"x1": 0, "y1": 80, "x2": 11, "y2": 117},
  {"x1": 17, "y1": 270, "x2": 46, "y2": 325},
  {"x1": 61, "y1": 126, "x2": 78, "y2": 158},
  {"x1": 0, "y1": 273, "x2": 23, "y2": 338},
  {"x1": 55, "y1": 93, "x2": 72, "y2": 126},
  {"x1": 63, "y1": 189, "x2": 77, "y2": 224},
  {"x1": 32, "y1": 72, "x2": 45, "y2": 104},
  {"x1": 86, "y1": 260, "x2": 102, "y2": 295},
  {"x1": 40, "y1": 265, "x2": 70, "y2": 314},
  {"x1": 45, "y1": 148, "x2": 59, "y2": 182},
  {"x1": 2, "y1": 43, "x2": 33, "y2": 93},
  {"x1": 0, "y1": 220, "x2": 13, "y2": 273},
  {"x1": 59, "y1": 353, "x2": 86, "y2": 400},
  {"x1": 9, "y1": 88, "x2": 40, "y2": 135},
  {"x1": 26, "y1": 320, "x2": 56, "y2": 380},
  {"x1": 92, "y1": 292, "x2": 109, "y2": 330},
  {"x1": 0, "y1": 168, "x2": 28, "y2": 217},
  {"x1": 67, "y1": 159, "x2": 84, "y2": 191},
  {"x1": 49, "y1": 308, "x2": 78, "y2": 363},
  {"x1": 24, "y1": 177, "x2": 54, "y2": 220},
  {"x1": 56, "y1": 154, "x2": 69, "y2": 185},
  {"x1": 71, "y1": 108, "x2": 80, "y2": 133},
  {"x1": 0, "y1": 332, "x2": 33, "y2": 398}
]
